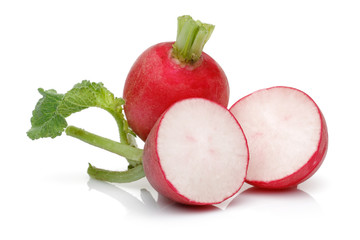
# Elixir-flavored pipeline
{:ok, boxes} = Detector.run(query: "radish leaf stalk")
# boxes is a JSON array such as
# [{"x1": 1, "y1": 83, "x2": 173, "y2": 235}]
[
  {"x1": 88, "y1": 164, "x2": 145, "y2": 183},
  {"x1": 65, "y1": 126, "x2": 143, "y2": 162}
]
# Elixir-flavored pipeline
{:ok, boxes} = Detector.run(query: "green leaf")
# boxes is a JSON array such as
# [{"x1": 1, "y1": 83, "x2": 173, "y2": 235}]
[
  {"x1": 27, "y1": 88, "x2": 67, "y2": 139},
  {"x1": 27, "y1": 80, "x2": 125, "y2": 140},
  {"x1": 57, "y1": 80, "x2": 125, "y2": 117}
]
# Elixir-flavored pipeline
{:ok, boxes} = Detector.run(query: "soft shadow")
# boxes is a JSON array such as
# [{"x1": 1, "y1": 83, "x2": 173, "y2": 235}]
[
  {"x1": 228, "y1": 186, "x2": 322, "y2": 215},
  {"x1": 87, "y1": 178, "x2": 219, "y2": 216}
]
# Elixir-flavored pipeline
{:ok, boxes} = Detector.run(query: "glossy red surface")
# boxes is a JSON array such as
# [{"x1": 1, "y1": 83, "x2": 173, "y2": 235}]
[{"x1": 123, "y1": 42, "x2": 229, "y2": 141}]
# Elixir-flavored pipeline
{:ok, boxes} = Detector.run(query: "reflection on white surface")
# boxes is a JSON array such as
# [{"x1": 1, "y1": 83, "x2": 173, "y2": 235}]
[
  {"x1": 87, "y1": 178, "x2": 320, "y2": 216},
  {"x1": 87, "y1": 178, "x2": 220, "y2": 216},
  {"x1": 229, "y1": 185, "x2": 321, "y2": 215}
]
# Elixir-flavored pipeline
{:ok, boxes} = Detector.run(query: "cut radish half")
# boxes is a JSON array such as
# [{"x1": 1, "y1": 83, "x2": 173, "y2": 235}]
[
  {"x1": 230, "y1": 87, "x2": 328, "y2": 189},
  {"x1": 143, "y1": 98, "x2": 249, "y2": 205}
]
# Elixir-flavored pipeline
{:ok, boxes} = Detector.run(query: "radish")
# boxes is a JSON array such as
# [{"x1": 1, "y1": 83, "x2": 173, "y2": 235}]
[
  {"x1": 123, "y1": 15, "x2": 229, "y2": 141},
  {"x1": 230, "y1": 86, "x2": 328, "y2": 189},
  {"x1": 143, "y1": 98, "x2": 249, "y2": 205}
]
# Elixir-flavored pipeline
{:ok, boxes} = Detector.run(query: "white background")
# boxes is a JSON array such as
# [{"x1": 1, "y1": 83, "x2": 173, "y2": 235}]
[{"x1": 1, "y1": 0, "x2": 360, "y2": 239}]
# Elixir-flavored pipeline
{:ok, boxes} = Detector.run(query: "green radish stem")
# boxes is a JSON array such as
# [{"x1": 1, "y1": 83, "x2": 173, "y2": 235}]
[
  {"x1": 87, "y1": 163, "x2": 145, "y2": 183},
  {"x1": 66, "y1": 126, "x2": 145, "y2": 182},
  {"x1": 65, "y1": 126, "x2": 143, "y2": 163},
  {"x1": 172, "y1": 15, "x2": 215, "y2": 64}
]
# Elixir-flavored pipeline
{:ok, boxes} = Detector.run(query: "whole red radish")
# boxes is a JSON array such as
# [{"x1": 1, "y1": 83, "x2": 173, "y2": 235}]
[
  {"x1": 143, "y1": 98, "x2": 249, "y2": 205},
  {"x1": 123, "y1": 15, "x2": 229, "y2": 141},
  {"x1": 230, "y1": 86, "x2": 328, "y2": 189}
]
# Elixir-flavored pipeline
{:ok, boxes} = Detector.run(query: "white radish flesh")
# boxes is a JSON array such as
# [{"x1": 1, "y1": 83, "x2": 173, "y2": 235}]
[
  {"x1": 230, "y1": 87, "x2": 328, "y2": 189},
  {"x1": 143, "y1": 98, "x2": 249, "y2": 205}
]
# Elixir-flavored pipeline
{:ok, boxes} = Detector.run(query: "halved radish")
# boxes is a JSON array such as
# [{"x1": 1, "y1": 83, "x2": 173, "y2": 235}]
[
  {"x1": 143, "y1": 98, "x2": 249, "y2": 205},
  {"x1": 230, "y1": 86, "x2": 328, "y2": 189}
]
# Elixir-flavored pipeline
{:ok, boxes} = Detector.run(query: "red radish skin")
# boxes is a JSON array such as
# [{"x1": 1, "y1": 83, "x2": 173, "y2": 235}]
[
  {"x1": 143, "y1": 98, "x2": 248, "y2": 205},
  {"x1": 123, "y1": 42, "x2": 229, "y2": 141},
  {"x1": 230, "y1": 86, "x2": 328, "y2": 189}
]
